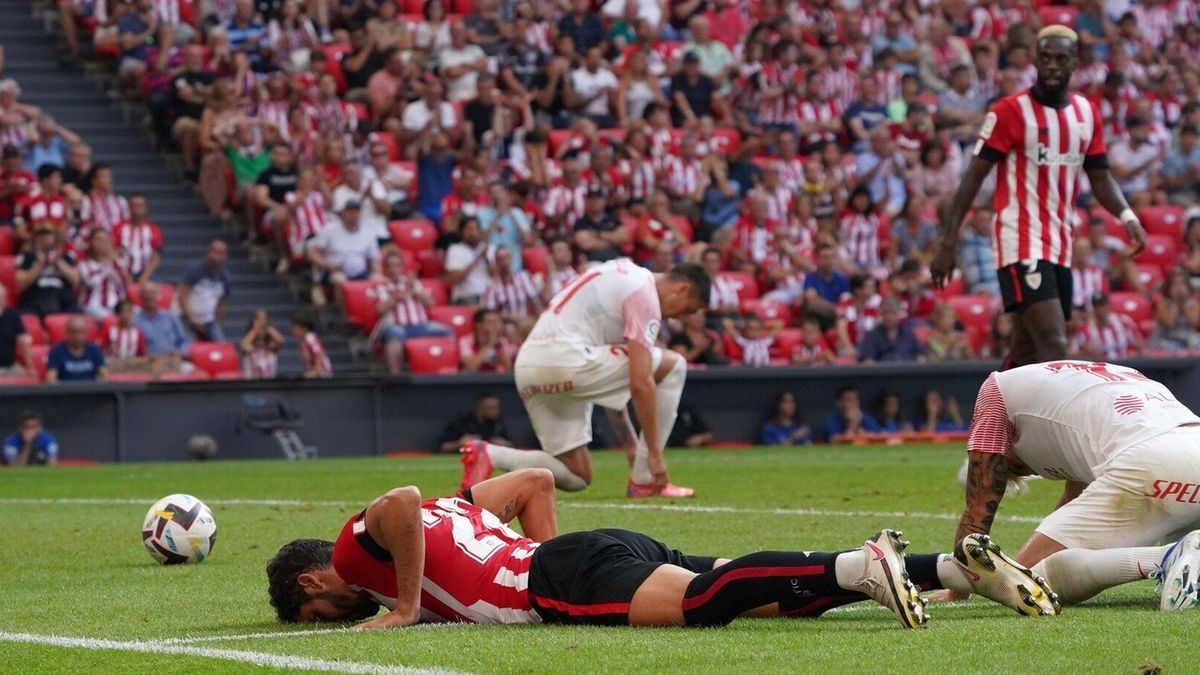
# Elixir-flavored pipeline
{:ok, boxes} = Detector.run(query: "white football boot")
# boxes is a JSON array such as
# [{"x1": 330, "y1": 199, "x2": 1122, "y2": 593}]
[
  {"x1": 1159, "y1": 530, "x2": 1200, "y2": 611},
  {"x1": 853, "y1": 529, "x2": 928, "y2": 629},
  {"x1": 955, "y1": 533, "x2": 1060, "y2": 616}
]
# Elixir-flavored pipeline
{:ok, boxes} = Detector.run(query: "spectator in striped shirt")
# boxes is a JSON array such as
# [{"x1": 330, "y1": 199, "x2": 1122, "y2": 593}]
[
  {"x1": 239, "y1": 309, "x2": 284, "y2": 380},
  {"x1": 102, "y1": 300, "x2": 148, "y2": 371},
  {"x1": 112, "y1": 194, "x2": 163, "y2": 284},
  {"x1": 291, "y1": 310, "x2": 332, "y2": 378},
  {"x1": 372, "y1": 250, "x2": 452, "y2": 375},
  {"x1": 0, "y1": 145, "x2": 35, "y2": 225},
  {"x1": 78, "y1": 163, "x2": 129, "y2": 237},
  {"x1": 723, "y1": 315, "x2": 778, "y2": 367},
  {"x1": 791, "y1": 318, "x2": 836, "y2": 366},
  {"x1": 78, "y1": 229, "x2": 131, "y2": 319},
  {"x1": 1076, "y1": 293, "x2": 1143, "y2": 360},
  {"x1": 481, "y1": 246, "x2": 543, "y2": 322}
]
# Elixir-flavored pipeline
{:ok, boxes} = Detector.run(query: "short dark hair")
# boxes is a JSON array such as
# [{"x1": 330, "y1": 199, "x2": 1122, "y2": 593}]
[
  {"x1": 18, "y1": 410, "x2": 41, "y2": 425},
  {"x1": 668, "y1": 262, "x2": 712, "y2": 307},
  {"x1": 291, "y1": 310, "x2": 316, "y2": 331},
  {"x1": 836, "y1": 385, "x2": 858, "y2": 400},
  {"x1": 37, "y1": 163, "x2": 61, "y2": 181},
  {"x1": 849, "y1": 273, "x2": 872, "y2": 293},
  {"x1": 266, "y1": 539, "x2": 334, "y2": 622},
  {"x1": 474, "y1": 307, "x2": 497, "y2": 323}
]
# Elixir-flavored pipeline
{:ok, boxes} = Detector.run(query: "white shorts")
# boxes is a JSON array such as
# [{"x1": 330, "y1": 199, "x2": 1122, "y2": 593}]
[
  {"x1": 514, "y1": 343, "x2": 663, "y2": 456},
  {"x1": 1035, "y1": 426, "x2": 1200, "y2": 549}
]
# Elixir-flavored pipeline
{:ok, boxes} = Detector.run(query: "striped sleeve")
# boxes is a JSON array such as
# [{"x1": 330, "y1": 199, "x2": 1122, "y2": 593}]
[{"x1": 966, "y1": 373, "x2": 1013, "y2": 455}]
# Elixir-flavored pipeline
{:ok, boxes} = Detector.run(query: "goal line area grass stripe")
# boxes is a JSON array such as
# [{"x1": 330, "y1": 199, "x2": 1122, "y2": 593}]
[
  {"x1": 0, "y1": 497, "x2": 1046, "y2": 524},
  {"x1": 0, "y1": 631, "x2": 462, "y2": 675}
]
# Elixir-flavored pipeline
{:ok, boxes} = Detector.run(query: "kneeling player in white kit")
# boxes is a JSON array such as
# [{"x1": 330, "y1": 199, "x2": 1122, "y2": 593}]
[
  {"x1": 949, "y1": 360, "x2": 1200, "y2": 609},
  {"x1": 459, "y1": 260, "x2": 711, "y2": 498}
]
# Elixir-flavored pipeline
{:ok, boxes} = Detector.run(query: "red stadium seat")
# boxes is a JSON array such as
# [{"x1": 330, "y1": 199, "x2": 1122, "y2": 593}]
[
  {"x1": 44, "y1": 314, "x2": 98, "y2": 344},
  {"x1": 398, "y1": 0, "x2": 423, "y2": 13},
  {"x1": 342, "y1": 280, "x2": 379, "y2": 333},
  {"x1": 0, "y1": 374, "x2": 41, "y2": 386},
  {"x1": 1134, "y1": 263, "x2": 1165, "y2": 291},
  {"x1": 126, "y1": 282, "x2": 174, "y2": 310},
  {"x1": 1137, "y1": 205, "x2": 1187, "y2": 240},
  {"x1": 947, "y1": 295, "x2": 997, "y2": 331},
  {"x1": 1037, "y1": 4, "x2": 1078, "y2": 25},
  {"x1": 99, "y1": 314, "x2": 117, "y2": 335},
  {"x1": 1090, "y1": 207, "x2": 1128, "y2": 242},
  {"x1": 934, "y1": 275, "x2": 966, "y2": 300},
  {"x1": 405, "y1": 337, "x2": 459, "y2": 373},
  {"x1": 708, "y1": 128, "x2": 742, "y2": 155},
  {"x1": 451, "y1": 0, "x2": 473, "y2": 13},
  {"x1": 771, "y1": 328, "x2": 803, "y2": 359},
  {"x1": 371, "y1": 132, "x2": 401, "y2": 162},
  {"x1": 417, "y1": 248, "x2": 445, "y2": 278},
  {"x1": 20, "y1": 314, "x2": 46, "y2": 346},
  {"x1": 389, "y1": 219, "x2": 438, "y2": 252},
  {"x1": 28, "y1": 345, "x2": 49, "y2": 381},
  {"x1": 966, "y1": 325, "x2": 989, "y2": 356},
  {"x1": 741, "y1": 299, "x2": 792, "y2": 325},
  {"x1": 1109, "y1": 292, "x2": 1152, "y2": 323},
  {"x1": 419, "y1": 278, "x2": 449, "y2": 306},
  {"x1": 188, "y1": 342, "x2": 240, "y2": 378},
  {"x1": 0, "y1": 228, "x2": 12, "y2": 255},
  {"x1": 1135, "y1": 234, "x2": 1177, "y2": 274},
  {"x1": 108, "y1": 372, "x2": 153, "y2": 383},
  {"x1": 718, "y1": 272, "x2": 760, "y2": 302},
  {"x1": 670, "y1": 215, "x2": 694, "y2": 241},
  {"x1": 428, "y1": 305, "x2": 475, "y2": 338},
  {"x1": 0, "y1": 256, "x2": 16, "y2": 307},
  {"x1": 597, "y1": 128, "x2": 627, "y2": 146},
  {"x1": 523, "y1": 246, "x2": 549, "y2": 275},
  {"x1": 159, "y1": 370, "x2": 212, "y2": 382},
  {"x1": 392, "y1": 248, "x2": 418, "y2": 274},
  {"x1": 547, "y1": 130, "x2": 572, "y2": 156},
  {"x1": 214, "y1": 371, "x2": 246, "y2": 380}
]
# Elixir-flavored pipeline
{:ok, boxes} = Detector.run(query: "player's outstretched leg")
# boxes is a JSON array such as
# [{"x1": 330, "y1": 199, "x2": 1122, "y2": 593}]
[
  {"x1": 1159, "y1": 529, "x2": 1200, "y2": 610},
  {"x1": 460, "y1": 440, "x2": 589, "y2": 492},
  {"x1": 958, "y1": 534, "x2": 1060, "y2": 615}
]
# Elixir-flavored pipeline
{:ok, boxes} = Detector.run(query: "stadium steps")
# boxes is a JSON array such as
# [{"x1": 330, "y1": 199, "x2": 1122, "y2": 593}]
[{"x1": 0, "y1": 0, "x2": 370, "y2": 375}]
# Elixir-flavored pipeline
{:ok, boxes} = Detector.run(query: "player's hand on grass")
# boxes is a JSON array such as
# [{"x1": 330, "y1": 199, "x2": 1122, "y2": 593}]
[
  {"x1": 925, "y1": 589, "x2": 970, "y2": 603},
  {"x1": 354, "y1": 610, "x2": 418, "y2": 630}
]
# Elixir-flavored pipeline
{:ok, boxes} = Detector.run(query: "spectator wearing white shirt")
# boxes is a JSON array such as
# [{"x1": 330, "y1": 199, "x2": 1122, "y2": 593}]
[
  {"x1": 332, "y1": 162, "x2": 391, "y2": 245},
  {"x1": 443, "y1": 215, "x2": 493, "y2": 304},
  {"x1": 569, "y1": 45, "x2": 619, "y2": 128},
  {"x1": 363, "y1": 140, "x2": 414, "y2": 217},
  {"x1": 399, "y1": 78, "x2": 460, "y2": 159},
  {"x1": 306, "y1": 199, "x2": 381, "y2": 308},
  {"x1": 438, "y1": 22, "x2": 488, "y2": 103},
  {"x1": 1110, "y1": 116, "x2": 1167, "y2": 207}
]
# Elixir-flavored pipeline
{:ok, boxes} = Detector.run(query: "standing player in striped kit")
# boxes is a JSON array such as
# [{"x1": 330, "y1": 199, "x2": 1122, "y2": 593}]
[{"x1": 931, "y1": 26, "x2": 1147, "y2": 368}]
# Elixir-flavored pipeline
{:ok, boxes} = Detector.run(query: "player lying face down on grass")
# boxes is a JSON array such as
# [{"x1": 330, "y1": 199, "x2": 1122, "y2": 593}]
[
  {"x1": 266, "y1": 468, "x2": 1058, "y2": 631},
  {"x1": 942, "y1": 361, "x2": 1200, "y2": 610}
]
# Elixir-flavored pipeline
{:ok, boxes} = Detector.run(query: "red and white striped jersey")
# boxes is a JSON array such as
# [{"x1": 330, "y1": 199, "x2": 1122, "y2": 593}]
[
  {"x1": 308, "y1": 98, "x2": 359, "y2": 135},
  {"x1": 839, "y1": 211, "x2": 883, "y2": 269},
  {"x1": 618, "y1": 158, "x2": 657, "y2": 203},
  {"x1": 0, "y1": 119, "x2": 28, "y2": 150},
  {"x1": 542, "y1": 184, "x2": 587, "y2": 233},
  {"x1": 152, "y1": 0, "x2": 181, "y2": 26},
  {"x1": 975, "y1": 92, "x2": 1106, "y2": 268},
  {"x1": 1132, "y1": 3, "x2": 1174, "y2": 48},
  {"x1": 77, "y1": 257, "x2": 129, "y2": 314},
  {"x1": 285, "y1": 191, "x2": 328, "y2": 261},
  {"x1": 755, "y1": 185, "x2": 792, "y2": 223},
  {"x1": 974, "y1": 69, "x2": 1001, "y2": 104},
  {"x1": 874, "y1": 69, "x2": 902, "y2": 107},
  {"x1": 1071, "y1": 264, "x2": 1107, "y2": 308},
  {"x1": 837, "y1": 293, "x2": 881, "y2": 345},
  {"x1": 79, "y1": 193, "x2": 130, "y2": 233},
  {"x1": 482, "y1": 270, "x2": 540, "y2": 318},
  {"x1": 112, "y1": 220, "x2": 163, "y2": 279},
  {"x1": 733, "y1": 334, "x2": 773, "y2": 366},
  {"x1": 243, "y1": 346, "x2": 279, "y2": 379},
  {"x1": 20, "y1": 193, "x2": 69, "y2": 231},
  {"x1": 1079, "y1": 312, "x2": 1141, "y2": 360},
  {"x1": 648, "y1": 129, "x2": 673, "y2": 166},
  {"x1": 103, "y1": 324, "x2": 145, "y2": 359},
  {"x1": 300, "y1": 330, "x2": 332, "y2": 377},
  {"x1": 756, "y1": 62, "x2": 803, "y2": 125},
  {"x1": 967, "y1": 362, "x2": 1200, "y2": 482},
  {"x1": 1015, "y1": 65, "x2": 1037, "y2": 92},
  {"x1": 776, "y1": 157, "x2": 806, "y2": 192},
  {"x1": 458, "y1": 334, "x2": 517, "y2": 372},
  {"x1": 821, "y1": 67, "x2": 859, "y2": 113},
  {"x1": 709, "y1": 273, "x2": 742, "y2": 312},
  {"x1": 1072, "y1": 62, "x2": 1109, "y2": 95},
  {"x1": 332, "y1": 497, "x2": 540, "y2": 624},
  {"x1": 796, "y1": 99, "x2": 840, "y2": 150},
  {"x1": 733, "y1": 217, "x2": 777, "y2": 265},
  {"x1": 660, "y1": 156, "x2": 704, "y2": 199},
  {"x1": 256, "y1": 99, "x2": 291, "y2": 138},
  {"x1": 440, "y1": 191, "x2": 489, "y2": 223},
  {"x1": 369, "y1": 276, "x2": 430, "y2": 327}
]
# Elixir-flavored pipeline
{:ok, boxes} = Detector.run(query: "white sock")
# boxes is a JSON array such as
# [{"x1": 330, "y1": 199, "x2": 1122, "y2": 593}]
[
  {"x1": 485, "y1": 443, "x2": 588, "y2": 491},
  {"x1": 935, "y1": 554, "x2": 974, "y2": 594},
  {"x1": 632, "y1": 357, "x2": 686, "y2": 484},
  {"x1": 834, "y1": 550, "x2": 868, "y2": 590},
  {"x1": 1030, "y1": 545, "x2": 1168, "y2": 604}
]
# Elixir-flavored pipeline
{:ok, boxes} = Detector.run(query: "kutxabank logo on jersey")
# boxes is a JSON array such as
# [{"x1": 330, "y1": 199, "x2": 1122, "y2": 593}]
[{"x1": 1035, "y1": 143, "x2": 1085, "y2": 166}]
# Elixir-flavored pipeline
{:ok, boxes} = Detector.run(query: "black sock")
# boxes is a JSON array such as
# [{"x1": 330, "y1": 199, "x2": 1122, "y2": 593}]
[
  {"x1": 682, "y1": 551, "x2": 843, "y2": 627},
  {"x1": 905, "y1": 553, "x2": 944, "y2": 591}
]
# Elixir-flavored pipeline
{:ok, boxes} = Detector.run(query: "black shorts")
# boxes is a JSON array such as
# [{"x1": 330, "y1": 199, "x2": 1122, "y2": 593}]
[
  {"x1": 997, "y1": 260, "x2": 1074, "y2": 320},
  {"x1": 526, "y1": 529, "x2": 717, "y2": 626}
]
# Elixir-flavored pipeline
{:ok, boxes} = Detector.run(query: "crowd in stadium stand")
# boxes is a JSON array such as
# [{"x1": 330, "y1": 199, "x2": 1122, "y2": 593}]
[{"x1": 2, "y1": 0, "x2": 1200, "y2": 380}]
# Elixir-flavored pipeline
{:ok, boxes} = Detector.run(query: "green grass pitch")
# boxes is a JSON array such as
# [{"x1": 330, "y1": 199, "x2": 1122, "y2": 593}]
[{"x1": 0, "y1": 445, "x2": 1186, "y2": 673}]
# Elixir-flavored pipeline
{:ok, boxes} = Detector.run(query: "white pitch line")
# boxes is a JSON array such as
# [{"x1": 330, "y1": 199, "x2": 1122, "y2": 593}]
[
  {"x1": 163, "y1": 623, "x2": 466, "y2": 645},
  {"x1": 0, "y1": 496, "x2": 1046, "y2": 524},
  {"x1": 0, "y1": 631, "x2": 460, "y2": 675}
]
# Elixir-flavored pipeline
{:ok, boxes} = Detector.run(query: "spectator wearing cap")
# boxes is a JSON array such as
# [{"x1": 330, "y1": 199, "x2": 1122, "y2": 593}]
[
  {"x1": 570, "y1": 45, "x2": 619, "y2": 129},
  {"x1": 178, "y1": 240, "x2": 231, "y2": 341},
  {"x1": 482, "y1": 246, "x2": 543, "y2": 321},
  {"x1": 573, "y1": 189, "x2": 626, "y2": 263},
  {"x1": 307, "y1": 198, "x2": 381, "y2": 308},
  {"x1": 16, "y1": 226, "x2": 80, "y2": 318},
  {"x1": 2, "y1": 411, "x2": 58, "y2": 466},
  {"x1": 557, "y1": 0, "x2": 605, "y2": 54},
  {"x1": 132, "y1": 281, "x2": 191, "y2": 361},
  {"x1": 857, "y1": 297, "x2": 921, "y2": 363},
  {"x1": 0, "y1": 145, "x2": 35, "y2": 225},
  {"x1": 47, "y1": 315, "x2": 108, "y2": 382},
  {"x1": 371, "y1": 250, "x2": 452, "y2": 374},
  {"x1": 0, "y1": 285, "x2": 33, "y2": 376},
  {"x1": 1163, "y1": 125, "x2": 1200, "y2": 204},
  {"x1": 669, "y1": 51, "x2": 720, "y2": 128},
  {"x1": 1110, "y1": 116, "x2": 1166, "y2": 207}
]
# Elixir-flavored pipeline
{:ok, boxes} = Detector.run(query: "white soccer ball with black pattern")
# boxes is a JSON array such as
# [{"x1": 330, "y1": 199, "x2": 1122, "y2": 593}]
[{"x1": 141, "y1": 494, "x2": 218, "y2": 564}]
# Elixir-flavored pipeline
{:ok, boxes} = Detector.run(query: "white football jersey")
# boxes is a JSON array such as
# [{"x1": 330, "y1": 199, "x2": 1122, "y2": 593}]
[
  {"x1": 993, "y1": 361, "x2": 1200, "y2": 482},
  {"x1": 517, "y1": 259, "x2": 661, "y2": 368}
]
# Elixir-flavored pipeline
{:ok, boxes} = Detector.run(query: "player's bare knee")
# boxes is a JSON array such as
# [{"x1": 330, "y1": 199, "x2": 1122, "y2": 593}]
[{"x1": 525, "y1": 467, "x2": 556, "y2": 491}]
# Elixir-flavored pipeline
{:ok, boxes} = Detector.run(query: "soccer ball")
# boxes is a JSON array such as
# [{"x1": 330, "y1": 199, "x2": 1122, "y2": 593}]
[{"x1": 141, "y1": 494, "x2": 218, "y2": 564}]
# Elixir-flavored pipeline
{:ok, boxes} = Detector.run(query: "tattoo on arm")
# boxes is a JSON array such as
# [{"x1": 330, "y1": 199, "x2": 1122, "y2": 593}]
[{"x1": 953, "y1": 452, "x2": 1008, "y2": 555}]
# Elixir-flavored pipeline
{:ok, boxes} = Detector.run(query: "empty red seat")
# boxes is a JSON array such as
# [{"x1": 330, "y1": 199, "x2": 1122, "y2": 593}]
[
  {"x1": 708, "y1": 128, "x2": 742, "y2": 155},
  {"x1": 126, "y1": 282, "x2": 174, "y2": 310},
  {"x1": 1134, "y1": 263, "x2": 1165, "y2": 291},
  {"x1": 934, "y1": 275, "x2": 965, "y2": 300},
  {"x1": 417, "y1": 248, "x2": 445, "y2": 278},
  {"x1": 428, "y1": 305, "x2": 475, "y2": 338},
  {"x1": 741, "y1": 299, "x2": 792, "y2": 325},
  {"x1": 1037, "y1": 4, "x2": 1078, "y2": 25},
  {"x1": 405, "y1": 337, "x2": 459, "y2": 373},
  {"x1": 523, "y1": 246, "x2": 550, "y2": 275},
  {"x1": 342, "y1": 280, "x2": 379, "y2": 333},
  {"x1": 1136, "y1": 234, "x2": 1177, "y2": 273},
  {"x1": 188, "y1": 342, "x2": 240, "y2": 377},
  {"x1": 718, "y1": 272, "x2": 760, "y2": 302},
  {"x1": 398, "y1": 0, "x2": 424, "y2": 13},
  {"x1": 1137, "y1": 205, "x2": 1187, "y2": 240},
  {"x1": 0, "y1": 374, "x2": 41, "y2": 386},
  {"x1": 1109, "y1": 292, "x2": 1152, "y2": 323},
  {"x1": 547, "y1": 129, "x2": 572, "y2": 156},
  {"x1": 20, "y1": 314, "x2": 46, "y2": 345},
  {"x1": 370, "y1": 131, "x2": 401, "y2": 161},
  {"x1": 0, "y1": 256, "x2": 16, "y2": 307},
  {"x1": 44, "y1": 314, "x2": 98, "y2": 344},
  {"x1": 947, "y1": 295, "x2": 997, "y2": 331},
  {"x1": 28, "y1": 344, "x2": 49, "y2": 381},
  {"x1": 419, "y1": 278, "x2": 449, "y2": 306},
  {"x1": 771, "y1": 327, "x2": 804, "y2": 359},
  {"x1": 389, "y1": 219, "x2": 438, "y2": 252},
  {"x1": 0, "y1": 228, "x2": 12, "y2": 255}
]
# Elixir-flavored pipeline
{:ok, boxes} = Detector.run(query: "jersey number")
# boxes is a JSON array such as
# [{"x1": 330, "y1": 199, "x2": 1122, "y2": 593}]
[{"x1": 423, "y1": 499, "x2": 511, "y2": 563}]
